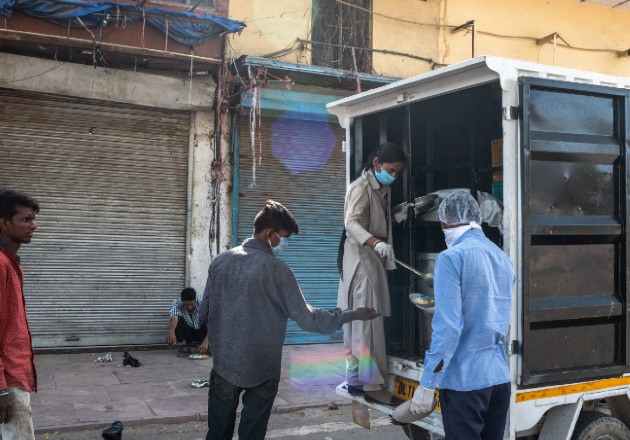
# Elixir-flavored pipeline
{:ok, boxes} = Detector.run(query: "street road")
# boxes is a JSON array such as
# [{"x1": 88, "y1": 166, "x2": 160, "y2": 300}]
[{"x1": 36, "y1": 405, "x2": 424, "y2": 439}]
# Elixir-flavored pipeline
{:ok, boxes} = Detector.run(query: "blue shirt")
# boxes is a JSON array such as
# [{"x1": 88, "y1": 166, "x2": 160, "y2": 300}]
[{"x1": 420, "y1": 229, "x2": 515, "y2": 391}]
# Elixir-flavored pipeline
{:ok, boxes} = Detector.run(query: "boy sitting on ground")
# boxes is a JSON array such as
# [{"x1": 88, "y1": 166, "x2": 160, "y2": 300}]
[{"x1": 166, "y1": 287, "x2": 209, "y2": 357}]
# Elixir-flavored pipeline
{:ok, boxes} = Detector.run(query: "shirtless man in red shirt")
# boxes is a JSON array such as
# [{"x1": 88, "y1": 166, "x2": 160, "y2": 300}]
[{"x1": 0, "y1": 189, "x2": 39, "y2": 440}]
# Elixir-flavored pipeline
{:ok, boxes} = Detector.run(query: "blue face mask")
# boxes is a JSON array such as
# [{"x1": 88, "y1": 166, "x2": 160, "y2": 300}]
[
  {"x1": 270, "y1": 232, "x2": 289, "y2": 255},
  {"x1": 374, "y1": 168, "x2": 396, "y2": 186}
]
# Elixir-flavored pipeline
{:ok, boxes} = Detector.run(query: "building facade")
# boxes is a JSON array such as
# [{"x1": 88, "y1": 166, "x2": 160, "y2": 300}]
[
  {"x1": 3, "y1": 0, "x2": 630, "y2": 348},
  {"x1": 222, "y1": 0, "x2": 630, "y2": 344},
  {"x1": 0, "y1": 0, "x2": 243, "y2": 347}
]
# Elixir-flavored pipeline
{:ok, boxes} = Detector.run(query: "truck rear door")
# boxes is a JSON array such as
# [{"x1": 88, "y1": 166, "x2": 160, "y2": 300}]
[{"x1": 520, "y1": 78, "x2": 630, "y2": 386}]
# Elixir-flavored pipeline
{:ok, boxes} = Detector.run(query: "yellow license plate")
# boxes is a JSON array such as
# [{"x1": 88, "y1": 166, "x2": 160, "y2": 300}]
[
  {"x1": 392, "y1": 377, "x2": 441, "y2": 411},
  {"x1": 393, "y1": 377, "x2": 419, "y2": 401}
]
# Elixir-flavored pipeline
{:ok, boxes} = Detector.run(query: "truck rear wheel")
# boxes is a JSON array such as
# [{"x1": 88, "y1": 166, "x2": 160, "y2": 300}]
[
  {"x1": 571, "y1": 411, "x2": 630, "y2": 440},
  {"x1": 402, "y1": 423, "x2": 431, "y2": 440}
]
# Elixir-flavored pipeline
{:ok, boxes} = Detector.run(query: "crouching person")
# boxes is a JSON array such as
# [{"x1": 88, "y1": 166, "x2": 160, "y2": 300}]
[{"x1": 167, "y1": 287, "x2": 209, "y2": 356}]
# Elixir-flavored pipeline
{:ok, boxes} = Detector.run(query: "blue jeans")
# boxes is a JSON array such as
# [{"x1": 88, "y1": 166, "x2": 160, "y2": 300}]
[
  {"x1": 206, "y1": 369, "x2": 279, "y2": 440},
  {"x1": 439, "y1": 382, "x2": 511, "y2": 440}
]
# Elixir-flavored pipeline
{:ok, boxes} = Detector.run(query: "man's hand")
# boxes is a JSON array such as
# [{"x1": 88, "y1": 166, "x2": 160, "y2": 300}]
[
  {"x1": 0, "y1": 393, "x2": 12, "y2": 424},
  {"x1": 410, "y1": 387, "x2": 436, "y2": 415},
  {"x1": 198, "y1": 339, "x2": 209, "y2": 355},
  {"x1": 353, "y1": 307, "x2": 381, "y2": 321},
  {"x1": 166, "y1": 331, "x2": 177, "y2": 348}
]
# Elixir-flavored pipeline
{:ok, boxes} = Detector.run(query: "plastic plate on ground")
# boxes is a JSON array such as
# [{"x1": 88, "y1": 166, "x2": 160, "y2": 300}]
[
  {"x1": 189, "y1": 353, "x2": 209, "y2": 360},
  {"x1": 409, "y1": 293, "x2": 435, "y2": 311}
]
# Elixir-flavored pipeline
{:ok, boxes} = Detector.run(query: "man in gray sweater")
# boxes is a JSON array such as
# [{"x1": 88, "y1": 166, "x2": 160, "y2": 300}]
[{"x1": 200, "y1": 199, "x2": 379, "y2": 440}]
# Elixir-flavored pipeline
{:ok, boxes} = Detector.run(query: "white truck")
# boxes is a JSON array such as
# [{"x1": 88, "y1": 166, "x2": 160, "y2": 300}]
[{"x1": 327, "y1": 56, "x2": 630, "y2": 440}]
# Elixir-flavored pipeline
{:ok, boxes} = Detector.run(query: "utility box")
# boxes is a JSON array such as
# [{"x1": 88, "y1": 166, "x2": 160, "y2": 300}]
[{"x1": 327, "y1": 56, "x2": 630, "y2": 439}]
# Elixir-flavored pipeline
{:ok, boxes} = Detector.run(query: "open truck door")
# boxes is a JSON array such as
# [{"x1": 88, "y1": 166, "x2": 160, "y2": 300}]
[{"x1": 519, "y1": 78, "x2": 629, "y2": 386}]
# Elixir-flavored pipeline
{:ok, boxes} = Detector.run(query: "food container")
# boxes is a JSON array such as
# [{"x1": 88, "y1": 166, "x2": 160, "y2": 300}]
[
  {"x1": 416, "y1": 253, "x2": 438, "y2": 295},
  {"x1": 414, "y1": 194, "x2": 438, "y2": 216},
  {"x1": 414, "y1": 253, "x2": 438, "y2": 354}
]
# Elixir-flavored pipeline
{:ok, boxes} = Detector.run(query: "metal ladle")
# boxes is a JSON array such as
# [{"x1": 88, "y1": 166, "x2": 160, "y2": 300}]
[{"x1": 395, "y1": 259, "x2": 434, "y2": 288}]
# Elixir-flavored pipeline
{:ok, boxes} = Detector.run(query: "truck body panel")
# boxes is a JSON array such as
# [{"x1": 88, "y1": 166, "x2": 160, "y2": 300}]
[{"x1": 327, "y1": 56, "x2": 630, "y2": 438}]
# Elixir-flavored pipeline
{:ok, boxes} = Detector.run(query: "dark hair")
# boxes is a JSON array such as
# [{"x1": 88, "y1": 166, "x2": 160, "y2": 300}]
[
  {"x1": 181, "y1": 287, "x2": 197, "y2": 301},
  {"x1": 253, "y1": 199, "x2": 299, "y2": 235},
  {"x1": 0, "y1": 189, "x2": 40, "y2": 221},
  {"x1": 364, "y1": 142, "x2": 407, "y2": 171}
]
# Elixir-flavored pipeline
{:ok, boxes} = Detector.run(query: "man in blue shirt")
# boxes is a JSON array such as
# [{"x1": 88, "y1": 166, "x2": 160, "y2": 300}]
[{"x1": 411, "y1": 191, "x2": 515, "y2": 440}]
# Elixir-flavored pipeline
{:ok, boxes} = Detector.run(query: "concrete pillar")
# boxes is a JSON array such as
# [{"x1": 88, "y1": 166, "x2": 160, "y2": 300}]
[{"x1": 188, "y1": 111, "x2": 214, "y2": 293}]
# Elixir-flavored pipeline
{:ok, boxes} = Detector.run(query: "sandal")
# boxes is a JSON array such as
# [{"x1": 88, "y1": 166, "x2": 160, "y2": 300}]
[{"x1": 177, "y1": 346, "x2": 191, "y2": 357}]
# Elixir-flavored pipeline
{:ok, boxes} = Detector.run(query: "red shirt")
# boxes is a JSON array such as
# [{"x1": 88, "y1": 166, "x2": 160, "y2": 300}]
[{"x1": 0, "y1": 247, "x2": 36, "y2": 392}]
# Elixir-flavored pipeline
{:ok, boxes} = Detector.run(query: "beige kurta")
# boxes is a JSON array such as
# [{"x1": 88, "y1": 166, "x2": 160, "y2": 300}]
[
  {"x1": 338, "y1": 169, "x2": 395, "y2": 316},
  {"x1": 337, "y1": 169, "x2": 395, "y2": 390}
]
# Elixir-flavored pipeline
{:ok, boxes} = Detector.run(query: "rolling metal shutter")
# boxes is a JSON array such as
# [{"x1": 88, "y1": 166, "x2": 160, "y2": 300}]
[
  {"x1": 0, "y1": 88, "x2": 190, "y2": 348},
  {"x1": 236, "y1": 113, "x2": 346, "y2": 344}
]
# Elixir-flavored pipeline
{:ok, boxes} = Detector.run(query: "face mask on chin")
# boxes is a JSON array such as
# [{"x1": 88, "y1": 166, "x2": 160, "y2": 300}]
[
  {"x1": 268, "y1": 231, "x2": 289, "y2": 255},
  {"x1": 442, "y1": 222, "x2": 482, "y2": 248}
]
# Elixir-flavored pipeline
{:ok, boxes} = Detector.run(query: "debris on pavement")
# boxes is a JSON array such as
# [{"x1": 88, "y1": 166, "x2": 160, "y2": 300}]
[
  {"x1": 94, "y1": 353, "x2": 113, "y2": 363},
  {"x1": 101, "y1": 420, "x2": 124, "y2": 439},
  {"x1": 191, "y1": 379, "x2": 209, "y2": 388}
]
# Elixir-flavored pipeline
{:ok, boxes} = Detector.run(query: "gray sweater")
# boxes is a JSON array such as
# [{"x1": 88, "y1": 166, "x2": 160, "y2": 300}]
[{"x1": 200, "y1": 238, "x2": 355, "y2": 388}]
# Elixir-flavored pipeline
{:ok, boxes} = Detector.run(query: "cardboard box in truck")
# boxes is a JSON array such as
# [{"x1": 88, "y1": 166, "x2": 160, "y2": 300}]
[{"x1": 327, "y1": 56, "x2": 630, "y2": 440}]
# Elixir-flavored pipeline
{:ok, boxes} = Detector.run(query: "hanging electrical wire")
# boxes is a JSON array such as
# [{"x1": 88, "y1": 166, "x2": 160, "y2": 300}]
[
  {"x1": 332, "y1": 0, "x2": 630, "y2": 57},
  {"x1": 298, "y1": 38, "x2": 446, "y2": 68}
]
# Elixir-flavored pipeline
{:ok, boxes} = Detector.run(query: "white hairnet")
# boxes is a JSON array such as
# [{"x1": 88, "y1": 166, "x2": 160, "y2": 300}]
[{"x1": 438, "y1": 191, "x2": 482, "y2": 226}]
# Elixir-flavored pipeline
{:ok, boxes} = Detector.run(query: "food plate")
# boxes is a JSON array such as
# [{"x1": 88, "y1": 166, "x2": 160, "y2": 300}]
[
  {"x1": 409, "y1": 293, "x2": 435, "y2": 311},
  {"x1": 189, "y1": 353, "x2": 209, "y2": 360}
]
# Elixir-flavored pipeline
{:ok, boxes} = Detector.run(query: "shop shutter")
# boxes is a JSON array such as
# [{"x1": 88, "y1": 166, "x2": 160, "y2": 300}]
[
  {"x1": 236, "y1": 113, "x2": 346, "y2": 344},
  {"x1": 0, "y1": 88, "x2": 189, "y2": 347}
]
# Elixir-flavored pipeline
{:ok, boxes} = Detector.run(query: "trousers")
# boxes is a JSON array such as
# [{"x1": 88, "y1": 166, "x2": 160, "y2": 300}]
[
  {"x1": 439, "y1": 382, "x2": 511, "y2": 440},
  {"x1": 0, "y1": 387, "x2": 35, "y2": 440},
  {"x1": 175, "y1": 320, "x2": 207, "y2": 346},
  {"x1": 206, "y1": 370, "x2": 278, "y2": 440}
]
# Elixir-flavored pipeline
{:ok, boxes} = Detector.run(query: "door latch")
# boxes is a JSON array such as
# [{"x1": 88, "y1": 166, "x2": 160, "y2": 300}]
[{"x1": 503, "y1": 106, "x2": 519, "y2": 120}]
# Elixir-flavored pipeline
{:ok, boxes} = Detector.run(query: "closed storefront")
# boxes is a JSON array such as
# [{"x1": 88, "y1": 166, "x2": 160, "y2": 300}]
[
  {"x1": 0, "y1": 88, "x2": 190, "y2": 347},
  {"x1": 235, "y1": 88, "x2": 347, "y2": 343}
]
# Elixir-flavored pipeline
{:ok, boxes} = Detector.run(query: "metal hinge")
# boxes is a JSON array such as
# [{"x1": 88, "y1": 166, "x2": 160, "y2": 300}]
[
  {"x1": 509, "y1": 340, "x2": 519, "y2": 355},
  {"x1": 503, "y1": 106, "x2": 519, "y2": 120}
]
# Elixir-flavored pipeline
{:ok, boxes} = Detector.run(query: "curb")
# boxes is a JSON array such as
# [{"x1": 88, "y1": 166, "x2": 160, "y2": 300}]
[{"x1": 34, "y1": 401, "x2": 352, "y2": 435}]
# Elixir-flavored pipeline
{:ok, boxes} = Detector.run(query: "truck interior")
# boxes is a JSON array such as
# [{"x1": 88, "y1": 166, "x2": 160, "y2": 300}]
[
  {"x1": 349, "y1": 76, "x2": 629, "y2": 388},
  {"x1": 349, "y1": 80, "x2": 504, "y2": 361}
]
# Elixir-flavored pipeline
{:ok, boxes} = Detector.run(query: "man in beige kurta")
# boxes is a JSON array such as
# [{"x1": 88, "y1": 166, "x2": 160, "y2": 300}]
[{"x1": 338, "y1": 168, "x2": 396, "y2": 396}]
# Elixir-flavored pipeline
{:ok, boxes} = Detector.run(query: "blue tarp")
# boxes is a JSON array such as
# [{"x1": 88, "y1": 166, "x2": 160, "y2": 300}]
[{"x1": 0, "y1": 0, "x2": 245, "y2": 46}]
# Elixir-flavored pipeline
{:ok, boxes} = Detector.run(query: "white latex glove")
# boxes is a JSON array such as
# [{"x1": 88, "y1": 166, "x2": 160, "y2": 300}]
[
  {"x1": 410, "y1": 386, "x2": 436, "y2": 415},
  {"x1": 393, "y1": 203, "x2": 414, "y2": 223},
  {"x1": 374, "y1": 241, "x2": 395, "y2": 261}
]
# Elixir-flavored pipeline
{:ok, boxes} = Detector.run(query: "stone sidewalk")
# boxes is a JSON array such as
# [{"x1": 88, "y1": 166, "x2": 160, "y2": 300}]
[{"x1": 32, "y1": 344, "x2": 348, "y2": 435}]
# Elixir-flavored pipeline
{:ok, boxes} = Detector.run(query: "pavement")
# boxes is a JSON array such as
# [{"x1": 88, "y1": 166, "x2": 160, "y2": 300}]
[{"x1": 32, "y1": 344, "x2": 349, "y2": 435}]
